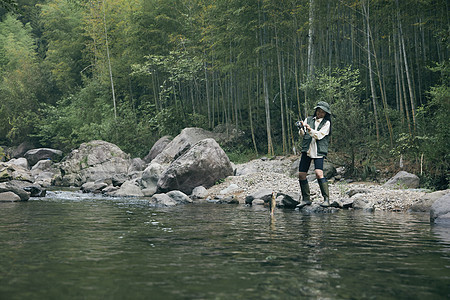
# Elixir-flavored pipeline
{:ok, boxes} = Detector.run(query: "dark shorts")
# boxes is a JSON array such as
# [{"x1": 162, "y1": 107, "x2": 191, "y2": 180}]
[{"x1": 298, "y1": 152, "x2": 324, "y2": 172}]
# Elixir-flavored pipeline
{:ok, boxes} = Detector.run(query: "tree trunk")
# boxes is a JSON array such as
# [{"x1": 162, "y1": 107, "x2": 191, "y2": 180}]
[
  {"x1": 276, "y1": 27, "x2": 287, "y2": 153},
  {"x1": 397, "y1": 0, "x2": 416, "y2": 134},
  {"x1": 363, "y1": 1, "x2": 380, "y2": 144},
  {"x1": 103, "y1": 0, "x2": 116, "y2": 119},
  {"x1": 307, "y1": 0, "x2": 316, "y2": 79}
]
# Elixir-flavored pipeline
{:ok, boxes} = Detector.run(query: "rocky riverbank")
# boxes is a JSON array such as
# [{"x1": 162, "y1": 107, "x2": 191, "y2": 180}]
[
  {"x1": 1, "y1": 127, "x2": 449, "y2": 223},
  {"x1": 204, "y1": 155, "x2": 448, "y2": 213}
]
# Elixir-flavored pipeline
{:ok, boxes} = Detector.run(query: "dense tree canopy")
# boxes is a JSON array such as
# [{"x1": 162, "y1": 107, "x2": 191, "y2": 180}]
[{"x1": 0, "y1": 0, "x2": 448, "y2": 188}]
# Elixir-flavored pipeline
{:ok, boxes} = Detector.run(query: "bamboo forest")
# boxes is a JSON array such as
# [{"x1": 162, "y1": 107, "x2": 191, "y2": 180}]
[{"x1": 0, "y1": 0, "x2": 448, "y2": 189}]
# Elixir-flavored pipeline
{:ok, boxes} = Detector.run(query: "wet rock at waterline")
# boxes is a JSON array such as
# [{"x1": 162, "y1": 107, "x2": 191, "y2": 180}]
[
  {"x1": 245, "y1": 189, "x2": 273, "y2": 205},
  {"x1": 410, "y1": 190, "x2": 449, "y2": 212},
  {"x1": 0, "y1": 180, "x2": 30, "y2": 201},
  {"x1": 191, "y1": 186, "x2": 208, "y2": 200},
  {"x1": 275, "y1": 192, "x2": 299, "y2": 209},
  {"x1": 0, "y1": 191, "x2": 22, "y2": 201},
  {"x1": 157, "y1": 138, "x2": 233, "y2": 195},
  {"x1": 149, "y1": 190, "x2": 191, "y2": 207},
  {"x1": 54, "y1": 140, "x2": 131, "y2": 187},
  {"x1": 430, "y1": 193, "x2": 450, "y2": 224}
]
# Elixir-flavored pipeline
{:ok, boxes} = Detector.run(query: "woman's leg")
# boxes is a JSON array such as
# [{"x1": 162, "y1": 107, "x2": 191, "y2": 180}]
[
  {"x1": 297, "y1": 153, "x2": 312, "y2": 208},
  {"x1": 312, "y1": 158, "x2": 330, "y2": 207}
]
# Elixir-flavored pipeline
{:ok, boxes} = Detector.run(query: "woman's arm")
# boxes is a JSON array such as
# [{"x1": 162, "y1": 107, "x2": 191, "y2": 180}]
[{"x1": 306, "y1": 121, "x2": 330, "y2": 140}]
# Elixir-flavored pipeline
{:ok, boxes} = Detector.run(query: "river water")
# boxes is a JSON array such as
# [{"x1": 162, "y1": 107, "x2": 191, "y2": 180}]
[{"x1": 1, "y1": 191, "x2": 449, "y2": 299}]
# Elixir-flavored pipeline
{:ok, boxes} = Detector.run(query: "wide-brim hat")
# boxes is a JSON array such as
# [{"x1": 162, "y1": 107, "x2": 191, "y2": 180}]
[{"x1": 314, "y1": 101, "x2": 331, "y2": 115}]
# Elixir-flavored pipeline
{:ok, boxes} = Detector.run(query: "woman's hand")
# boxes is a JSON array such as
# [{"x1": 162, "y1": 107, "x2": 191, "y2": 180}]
[{"x1": 304, "y1": 123, "x2": 311, "y2": 132}]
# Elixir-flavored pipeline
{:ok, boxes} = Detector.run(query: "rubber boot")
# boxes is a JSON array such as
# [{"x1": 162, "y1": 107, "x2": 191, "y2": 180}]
[
  {"x1": 296, "y1": 179, "x2": 311, "y2": 209},
  {"x1": 318, "y1": 178, "x2": 330, "y2": 207}
]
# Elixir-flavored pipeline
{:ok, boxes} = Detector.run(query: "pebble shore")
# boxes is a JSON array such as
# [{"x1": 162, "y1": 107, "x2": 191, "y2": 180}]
[{"x1": 206, "y1": 156, "x2": 429, "y2": 212}]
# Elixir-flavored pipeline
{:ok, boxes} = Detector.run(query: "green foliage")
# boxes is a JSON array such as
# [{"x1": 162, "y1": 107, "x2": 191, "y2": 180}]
[
  {"x1": 34, "y1": 80, "x2": 113, "y2": 152},
  {"x1": 0, "y1": 14, "x2": 44, "y2": 144},
  {"x1": 223, "y1": 144, "x2": 258, "y2": 164},
  {"x1": 39, "y1": 0, "x2": 86, "y2": 94},
  {"x1": 414, "y1": 60, "x2": 450, "y2": 189}
]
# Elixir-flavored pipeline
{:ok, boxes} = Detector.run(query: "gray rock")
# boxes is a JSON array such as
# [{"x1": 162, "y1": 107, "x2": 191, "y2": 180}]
[
  {"x1": 11, "y1": 180, "x2": 46, "y2": 197},
  {"x1": 347, "y1": 188, "x2": 371, "y2": 198},
  {"x1": 219, "y1": 183, "x2": 241, "y2": 194},
  {"x1": 102, "y1": 185, "x2": 119, "y2": 194},
  {"x1": 430, "y1": 193, "x2": 450, "y2": 224},
  {"x1": 112, "y1": 174, "x2": 128, "y2": 187},
  {"x1": 55, "y1": 140, "x2": 130, "y2": 187},
  {"x1": 0, "y1": 161, "x2": 33, "y2": 182},
  {"x1": 24, "y1": 148, "x2": 63, "y2": 167},
  {"x1": 191, "y1": 186, "x2": 208, "y2": 199},
  {"x1": 150, "y1": 193, "x2": 177, "y2": 207},
  {"x1": 109, "y1": 179, "x2": 144, "y2": 197},
  {"x1": 8, "y1": 157, "x2": 29, "y2": 169},
  {"x1": 383, "y1": 171, "x2": 420, "y2": 189},
  {"x1": 245, "y1": 189, "x2": 273, "y2": 205},
  {"x1": 0, "y1": 180, "x2": 30, "y2": 201},
  {"x1": 221, "y1": 195, "x2": 239, "y2": 204},
  {"x1": 129, "y1": 158, "x2": 146, "y2": 173},
  {"x1": 166, "y1": 190, "x2": 192, "y2": 204},
  {"x1": 140, "y1": 162, "x2": 164, "y2": 190},
  {"x1": 352, "y1": 194, "x2": 375, "y2": 212},
  {"x1": 10, "y1": 141, "x2": 35, "y2": 159},
  {"x1": 276, "y1": 192, "x2": 299, "y2": 209},
  {"x1": 31, "y1": 159, "x2": 61, "y2": 187},
  {"x1": 252, "y1": 199, "x2": 265, "y2": 206},
  {"x1": 81, "y1": 182, "x2": 108, "y2": 193},
  {"x1": 298, "y1": 202, "x2": 340, "y2": 213},
  {"x1": 143, "y1": 136, "x2": 172, "y2": 163},
  {"x1": 152, "y1": 128, "x2": 221, "y2": 165},
  {"x1": 410, "y1": 190, "x2": 449, "y2": 212},
  {"x1": 341, "y1": 198, "x2": 354, "y2": 209},
  {"x1": 235, "y1": 165, "x2": 258, "y2": 176},
  {"x1": 157, "y1": 138, "x2": 233, "y2": 195},
  {"x1": 0, "y1": 191, "x2": 21, "y2": 202}
]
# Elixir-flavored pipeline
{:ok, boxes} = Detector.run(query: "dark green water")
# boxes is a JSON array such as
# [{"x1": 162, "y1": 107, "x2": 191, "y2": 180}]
[{"x1": 1, "y1": 191, "x2": 449, "y2": 300}]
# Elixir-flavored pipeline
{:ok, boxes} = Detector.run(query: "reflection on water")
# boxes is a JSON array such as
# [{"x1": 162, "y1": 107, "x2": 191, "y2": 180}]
[{"x1": 0, "y1": 192, "x2": 449, "y2": 299}]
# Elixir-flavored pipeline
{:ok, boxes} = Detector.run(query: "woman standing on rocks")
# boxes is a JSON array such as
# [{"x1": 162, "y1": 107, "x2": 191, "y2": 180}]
[{"x1": 296, "y1": 101, "x2": 334, "y2": 209}]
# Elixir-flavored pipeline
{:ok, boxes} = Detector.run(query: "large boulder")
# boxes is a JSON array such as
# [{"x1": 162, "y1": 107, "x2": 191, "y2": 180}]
[
  {"x1": 10, "y1": 180, "x2": 46, "y2": 197},
  {"x1": 10, "y1": 141, "x2": 35, "y2": 159},
  {"x1": 54, "y1": 140, "x2": 131, "y2": 187},
  {"x1": 139, "y1": 162, "x2": 164, "y2": 196},
  {"x1": 24, "y1": 148, "x2": 63, "y2": 167},
  {"x1": 0, "y1": 161, "x2": 33, "y2": 182},
  {"x1": 143, "y1": 136, "x2": 172, "y2": 163},
  {"x1": 152, "y1": 128, "x2": 223, "y2": 165},
  {"x1": 410, "y1": 190, "x2": 449, "y2": 212},
  {"x1": 31, "y1": 159, "x2": 61, "y2": 187},
  {"x1": 0, "y1": 180, "x2": 30, "y2": 201},
  {"x1": 157, "y1": 138, "x2": 233, "y2": 195},
  {"x1": 383, "y1": 171, "x2": 420, "y2": 189},
  {"x1": 430, "y1": 193, "x2": 450, "y2": 224}
]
